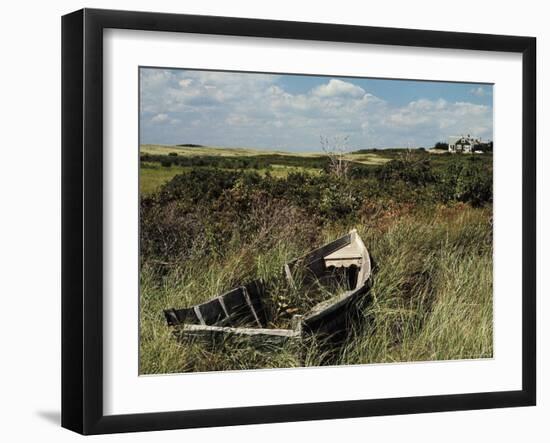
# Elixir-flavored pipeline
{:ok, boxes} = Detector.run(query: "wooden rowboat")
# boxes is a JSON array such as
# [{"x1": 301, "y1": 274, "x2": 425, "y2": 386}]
[{"x1": 164, "y1": 229, "x2": 371, "y2": 343}]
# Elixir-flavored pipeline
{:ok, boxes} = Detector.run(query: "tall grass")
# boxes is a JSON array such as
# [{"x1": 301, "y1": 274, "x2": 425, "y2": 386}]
[{"x1": 139, "y1": 204, "x2": 492, "y2": 374}]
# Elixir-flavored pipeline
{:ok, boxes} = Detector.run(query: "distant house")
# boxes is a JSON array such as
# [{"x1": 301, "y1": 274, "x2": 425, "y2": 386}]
[{"x1": 448, "y1": 134, "x2": 481, "y2": 153}]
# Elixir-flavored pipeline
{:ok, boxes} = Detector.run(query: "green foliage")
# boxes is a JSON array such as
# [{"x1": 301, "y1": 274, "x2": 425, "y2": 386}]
[
  {"x1": 376, "y1": 153, "x2": 436, "y2": 186},
  {"x1": 139, "y1": 207, "x2": 493, "y2": 374},
  {"x1": 339, "y1": 209, "x2": 492, "y2": 365},
  {"x1": 159, "y1": 169, "x2": 242, "y2": 203},
  {"x1": 437, "y1": 157, "x2": 493, "y2": 206},
  {"x1": 139, "y1": 148, "x2": 494, "y2": 374},
  {"x1": 140, "y1": 152, "x2": 333, "y2": 171},
  {"x1": 141, "y1": 154, "x2": 492, "y2": 269},
  {"x1": 480, "y1": 141, "x2": 493, "y2": 152}
]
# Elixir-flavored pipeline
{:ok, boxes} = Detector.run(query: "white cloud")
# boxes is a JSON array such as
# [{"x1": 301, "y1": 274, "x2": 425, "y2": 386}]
[
  {"x1": 178, "y1": 79, "x2": 192, "y2": 87},
  {"x1": 151, "y1": 113, "x2": 169, "y2": 123},
  {"x1": 225, "y1": 114, "x2": 251, "y2": 126},
  {"x1": 140, "y1": 69, "x2": 493, "y2": 150},
  {"x1": 380, "y1": 99, "x2": 492, "y2": 145},
  {"x1": 470, "y1": 86, "x2": 488, "y2": 97},
  {"x1": 312, "y1": 79, "x2": 366, "y2": 98}
]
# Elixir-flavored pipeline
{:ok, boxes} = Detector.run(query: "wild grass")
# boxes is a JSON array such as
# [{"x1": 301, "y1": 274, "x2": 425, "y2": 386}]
[
  {"x1": 339, "y1": 207, "x2": 493, "y2": 364},
  {"x1": 139, "y1": 203, "x2": 493, "y2": 374},
  {"x1": 140, "y1": 162, "x2": 322, "y2": 195},
  {"x1": 345, "y1": 153, "x2": 391, "y2": 165},
  {"x1": 140, "y1": 163, "x2": 192, "y2": 195},
  {"x1": 140, "y1": 144, "x2": 325, "y2": 157}
]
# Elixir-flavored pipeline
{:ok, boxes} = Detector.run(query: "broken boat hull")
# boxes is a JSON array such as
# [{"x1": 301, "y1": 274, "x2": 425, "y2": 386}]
[{"x1": 164, "y1": 229, "x2": 371, "y2": 343}]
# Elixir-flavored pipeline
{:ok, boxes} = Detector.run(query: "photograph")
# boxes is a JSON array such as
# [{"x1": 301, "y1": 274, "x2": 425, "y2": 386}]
[{"x1": 138, "y1": 67, "x2": 494, "y2": 375}]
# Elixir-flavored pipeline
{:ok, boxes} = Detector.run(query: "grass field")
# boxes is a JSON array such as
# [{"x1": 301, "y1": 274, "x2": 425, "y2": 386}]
[
  {"x1": 141, "y1": 143, "x2": 325, "y2": 157},
  {"x1": 140, "y1": 161, "x2": 324, "y2": 195},
  {"x1": 140, "y1": 144, "x2": 401, "y2": 195},
  {"x1": 139, "y1": 144, "x2": 493, "y2": 374}
]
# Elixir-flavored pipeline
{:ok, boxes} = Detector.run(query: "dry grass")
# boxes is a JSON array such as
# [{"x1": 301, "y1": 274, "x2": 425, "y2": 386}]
[
  {"x1": 139, "y1": 204, "x2": 493, "y2": 374},
  {"x1": 140, "y1": 144, "x2": 325, "y2": 157}
]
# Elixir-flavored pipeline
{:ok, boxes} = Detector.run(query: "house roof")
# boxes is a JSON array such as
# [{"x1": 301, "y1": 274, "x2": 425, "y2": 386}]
[{"x1": 448, "y1": 135, "x2": 480, "y2": 145}]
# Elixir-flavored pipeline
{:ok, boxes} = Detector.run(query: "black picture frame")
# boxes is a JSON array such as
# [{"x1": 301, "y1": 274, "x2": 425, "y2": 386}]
[{"x1": 62, "y1": 8, "x2": 536, "y2": 435}]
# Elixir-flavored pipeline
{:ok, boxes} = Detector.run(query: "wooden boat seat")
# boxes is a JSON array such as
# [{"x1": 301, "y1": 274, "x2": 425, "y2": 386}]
[{"x1": 324, "y1": 242, "x2": 363, "y2": 268}]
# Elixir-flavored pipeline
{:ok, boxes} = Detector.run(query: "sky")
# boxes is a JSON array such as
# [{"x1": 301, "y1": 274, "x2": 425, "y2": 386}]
[{"x1": 140, "y1": 67, "x2": 493, "y2": 152}]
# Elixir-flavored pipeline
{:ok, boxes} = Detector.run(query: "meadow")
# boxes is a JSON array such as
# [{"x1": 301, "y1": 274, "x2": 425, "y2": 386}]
[
  {"x1": 139, "y1": 144, "x2": 493, "y2": 374},
  {"x1": 139, "y1": 144, "x2": 392, "y2": 195}
]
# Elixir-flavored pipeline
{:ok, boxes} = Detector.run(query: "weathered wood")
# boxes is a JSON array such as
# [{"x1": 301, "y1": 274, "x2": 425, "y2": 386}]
[
  {"x1": 291, "y1": 315, "x2": 303, "y2": 335},
  {"x1": 221, "y1": 286, "x2": 249, "y2": 322},
  {"x1": 303, "y1": 285, "x2": 367, "y2": 328},
  {"x1": 284, "y1": 263, "x2": 295, "y2": 288},
  {"x1": 244, "y1": 280, "x2": 267, "y2": 326},
  {"x1": 164, "y1": 307, "x2": 199, "y2": 326},
  {"x1": 165, "y1": 229, "x2": 372, "y2": 343},
  {"x1": 324, "y1": 242, "x2": 363, "y2": 267},
  {"x1": 182, "y1": 324, "x2": 299, "y2": 338},
  {"x1": 242, "y1": 286, "x2": 263, "y2": 328},
  {"x1": 165, "y1": 282, "x2": 268, "y2": 328},
  {"x1": 179, "y1": 323, "x2": 302, "y2": 346},
  {"x1": 217, "y1": 296, "x2": 230, "y2": 320},
  {"x1": 193, "y1": 306, "x2": 206, "y2": 325},
  {"x1": 301, "y1": 229, "x2": 371, "y2": 330},
  {"x1": 196, "y1": 298, "x2": 224, "y2": 325}
]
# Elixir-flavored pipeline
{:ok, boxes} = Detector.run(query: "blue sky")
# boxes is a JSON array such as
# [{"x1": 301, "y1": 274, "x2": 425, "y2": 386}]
[{"x1": 140, "y1": 68, "x2": 493, "y2": 151}]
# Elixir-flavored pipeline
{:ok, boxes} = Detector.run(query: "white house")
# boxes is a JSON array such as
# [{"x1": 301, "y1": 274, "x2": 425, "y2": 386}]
[{"x1": 448, "y1": 134, "x2": 481, "y2": 153}]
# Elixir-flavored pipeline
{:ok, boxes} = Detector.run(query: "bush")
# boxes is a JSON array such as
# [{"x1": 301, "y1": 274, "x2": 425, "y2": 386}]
[
  {"x1": 437, "y1": 157, "x2": 492, "y2": 206},
  {"x1": 140, "y1": 155, "x2": 493, "y2": 270},
  {"x1": 159, "y1": 169, "x2": 242, "y2": 203},
  {"x1": 376, "y1": 154, "x2": 436, "y2": 186},
  {"x1": 139, "y1": 151, "x2": 494, "y2": 374}
]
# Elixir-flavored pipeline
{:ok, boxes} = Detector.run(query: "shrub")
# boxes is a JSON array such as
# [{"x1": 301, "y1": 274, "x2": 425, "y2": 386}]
[
  {"x1": 437, "y1": 157, "x2": 492, "y2": 206},
  {"x1": 158, "y1": 169, "x2": 242, "y2": 203},
  {"x1": 376, "y1": 154, "x2": 436, "y2": 186},
  {"x1": 140, "y1": 156, "x2": 493, "y2": 270}
]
